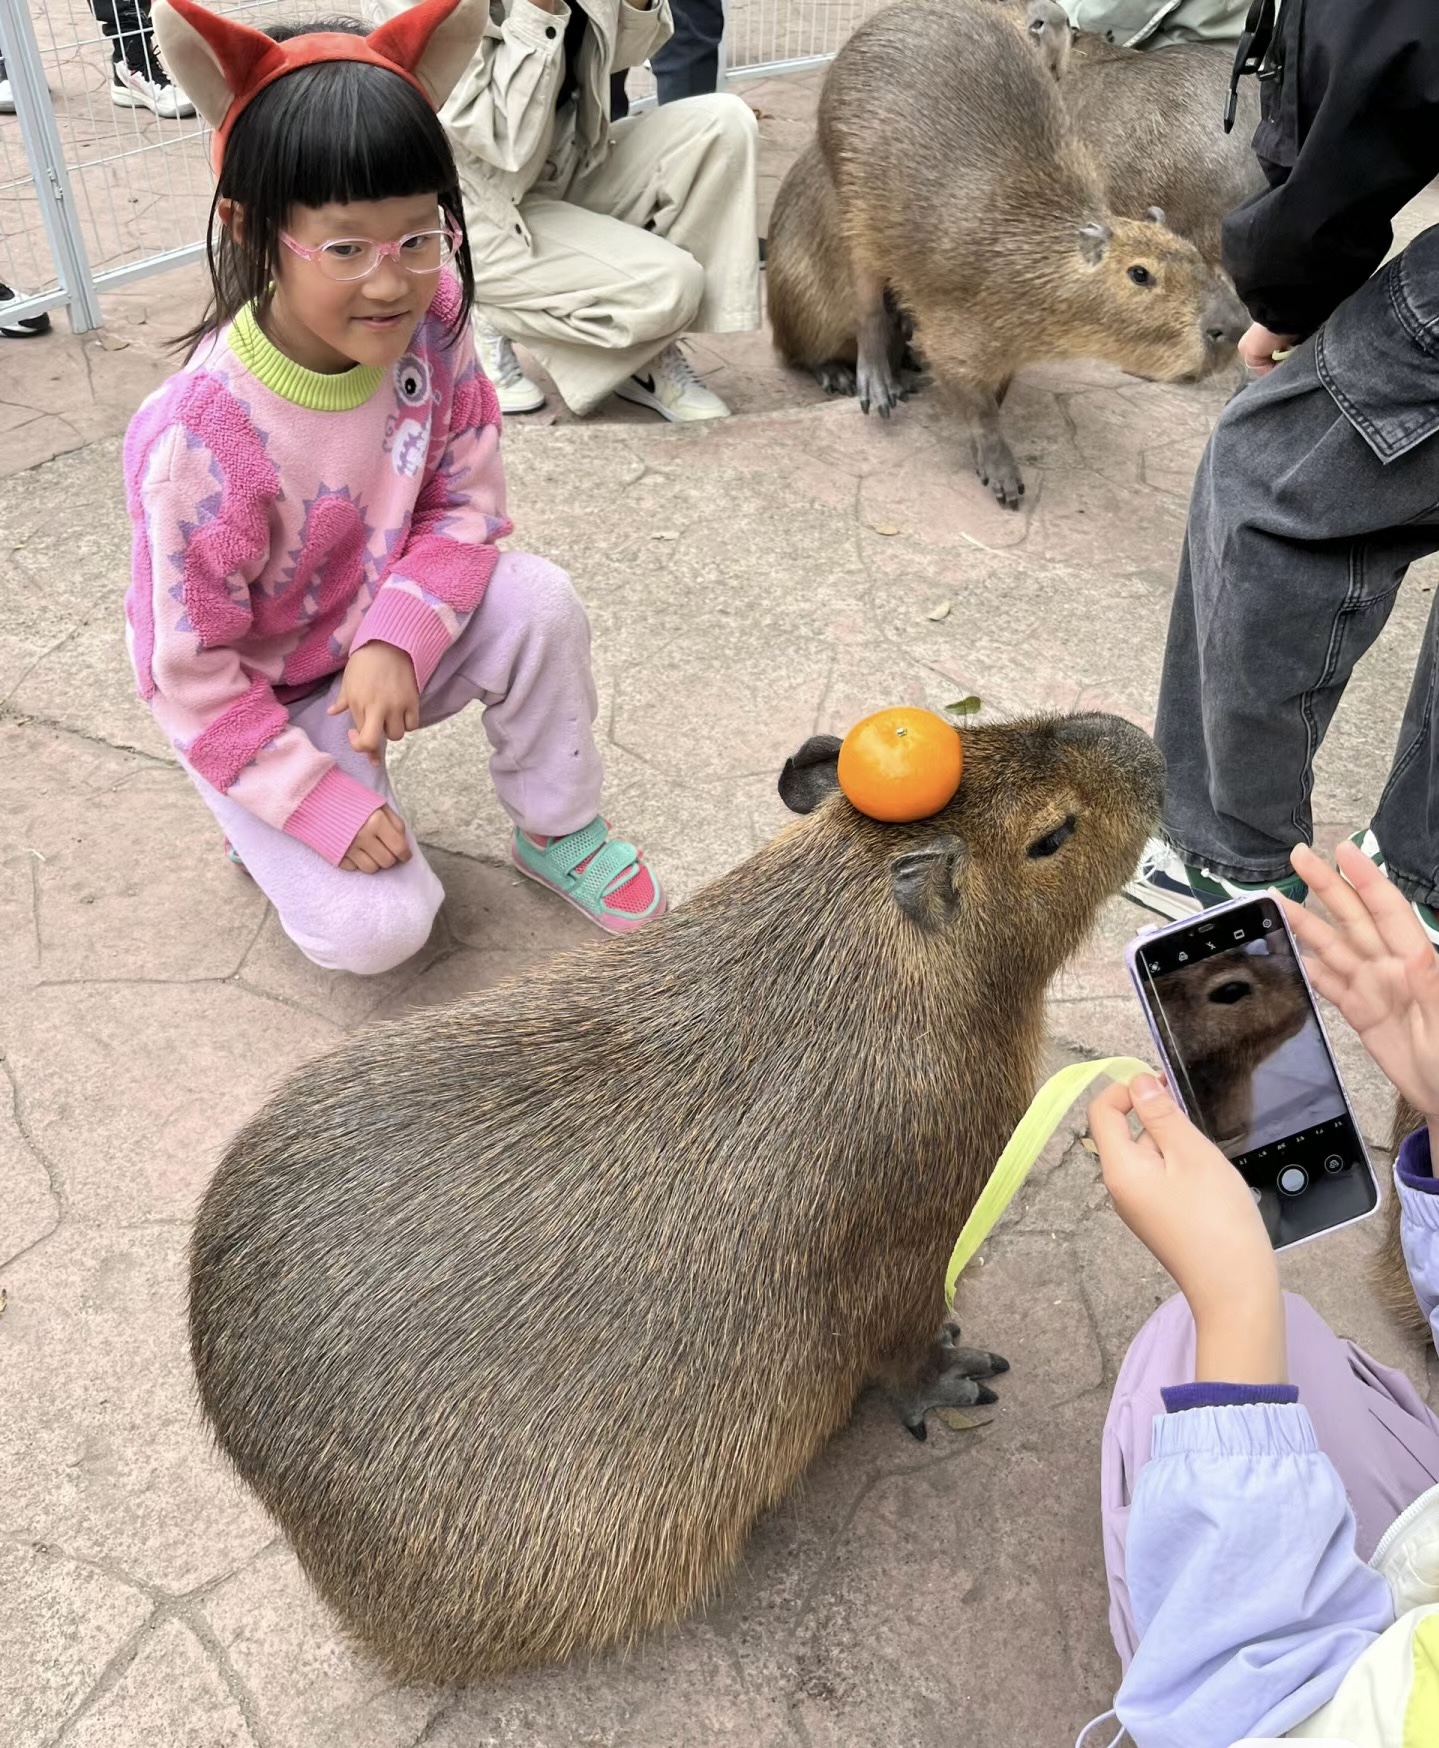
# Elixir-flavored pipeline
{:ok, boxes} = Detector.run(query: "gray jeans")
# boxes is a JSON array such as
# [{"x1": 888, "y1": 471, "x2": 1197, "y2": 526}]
[{"x1": 1157, "y1": 224, "x2": 1439, "y2": 907}]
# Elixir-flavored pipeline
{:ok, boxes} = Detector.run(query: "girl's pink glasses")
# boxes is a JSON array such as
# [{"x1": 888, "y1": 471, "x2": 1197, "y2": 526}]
[{"x1": 280, "y1": 225, "x2": 460, "y2": 283}]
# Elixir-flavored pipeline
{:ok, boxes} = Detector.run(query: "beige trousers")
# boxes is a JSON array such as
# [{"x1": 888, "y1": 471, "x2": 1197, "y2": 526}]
[{"x1": 468, "y1": 94, "x2": 762, "y2": 415}]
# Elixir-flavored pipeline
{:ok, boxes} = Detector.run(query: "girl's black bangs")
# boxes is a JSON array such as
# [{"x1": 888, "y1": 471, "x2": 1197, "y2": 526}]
[{"x1": 224, "y1": 61, "x2": 460, "y2": 210}]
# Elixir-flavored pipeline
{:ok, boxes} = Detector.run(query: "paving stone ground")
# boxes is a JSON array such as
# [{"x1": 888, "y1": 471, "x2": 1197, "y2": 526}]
[{"x1": 3, "y1": 72, "x2": 1439, "y2": 1748}]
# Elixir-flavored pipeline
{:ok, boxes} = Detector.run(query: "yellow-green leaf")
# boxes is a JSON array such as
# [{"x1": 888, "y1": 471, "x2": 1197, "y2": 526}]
[{"x1": 945, "y1": 696, "x2": 982, "y2": 717}]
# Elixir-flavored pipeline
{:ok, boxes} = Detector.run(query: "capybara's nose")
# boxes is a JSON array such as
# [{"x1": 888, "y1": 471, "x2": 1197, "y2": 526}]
[{"x1": 1204, "y1": 289, "x2": 1248, "y2": 350}]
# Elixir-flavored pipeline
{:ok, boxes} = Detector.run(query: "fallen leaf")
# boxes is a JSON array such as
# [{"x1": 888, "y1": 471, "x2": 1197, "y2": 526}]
[
  {"x1": 868, "y1": 523, "x2": 901, "y2": 536},
  {"x1": 1079, "y1": 1136, "x2": 1100, "y2": 1156},
  {"x1": 944, "y1": 696, "x2": 982, "y2": 717},
  {"x1": 926, "y1": 601, "x2": 952, "y2": 621},
  {"x1": 651, "y1": 530, "x2": 678, "y2": 541},
  {"x1": 935, "y1": 1407, "x2": 993, "y2": 1432},
  {"x1": 0, "y1": 1287, "x2": 7, "y2": 1318},
  {"x1": 92, "y1": 331, "x2": 130, "y2": 352}
]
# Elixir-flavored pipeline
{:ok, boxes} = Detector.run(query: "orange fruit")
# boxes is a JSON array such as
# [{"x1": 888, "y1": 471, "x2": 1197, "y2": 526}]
[{"x1": 837, "y1": 707, "x2": 964, "y2": 822}]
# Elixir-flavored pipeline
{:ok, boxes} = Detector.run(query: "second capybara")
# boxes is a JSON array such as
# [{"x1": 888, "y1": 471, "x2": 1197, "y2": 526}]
[
  {"x1": 1148, "y1": 940, "x2": 1311, "y2": 1154},
  {"x1": 1052, "y1": 22, "x2": 1265, "y2": 264},
  {"x1": 189, "y1": 710, "x2": 1163, "y2": 1680},
  {"x1": 768, "y1": 0, "x2": 1246, "y2": 506},
  {"x1": 1376, "y1": 1093, "x2": 1430, "y2": 1333}
]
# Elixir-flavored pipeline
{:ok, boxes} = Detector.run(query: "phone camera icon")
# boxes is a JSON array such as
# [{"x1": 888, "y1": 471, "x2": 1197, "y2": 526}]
[
  {"x1": 1177, "y1": 952, "x2": 1188, "y2": 963},
  {"x1": 1262, "y1": 918, "x2": 1274, "y2": 929},
  {"x1": 1323, "y1": 1155, "x2": 1346, "y2": 1176}
]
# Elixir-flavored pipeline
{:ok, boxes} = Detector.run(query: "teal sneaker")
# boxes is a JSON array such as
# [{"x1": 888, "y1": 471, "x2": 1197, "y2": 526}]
[
  {"x1": 1347, "y1": 829, "x2": 1439, "y2": 948},
  {"x1": 1125, "y1": 835, "x2": 1307, "y2": 921},
  {"x1": 511, "y1": 817, "x2": 666, "y2": 934}
]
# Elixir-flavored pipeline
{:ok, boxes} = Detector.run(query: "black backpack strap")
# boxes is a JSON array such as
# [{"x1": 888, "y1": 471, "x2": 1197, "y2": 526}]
[{"x1": 1225, "y1": 0, "x2": 1280, "y2": 133}]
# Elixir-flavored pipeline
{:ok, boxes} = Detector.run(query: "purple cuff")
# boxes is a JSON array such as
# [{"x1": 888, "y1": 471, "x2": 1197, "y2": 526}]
[
  {"x1": 352, "y1": 587, "x2": 452, "y2": 690},
  {"x1": 1397, "y1": 1125, "x2": 1438, "y2": 1193},
  {"x1": 284, "y1": 766, "x2": 385, "y2": 866},
  {"x1": 1162, "y1": 1381, "x2": 1300, "y2": 1413}
]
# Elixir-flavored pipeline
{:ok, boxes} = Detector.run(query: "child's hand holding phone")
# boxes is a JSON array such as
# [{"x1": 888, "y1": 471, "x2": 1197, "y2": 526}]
[
  {"x1": 1285, "y1": 842, "x2": 1439, "y2": 1130},
  {"x1": 1089, "y1": 1076, "x2": 1287, "y2": 1385}
]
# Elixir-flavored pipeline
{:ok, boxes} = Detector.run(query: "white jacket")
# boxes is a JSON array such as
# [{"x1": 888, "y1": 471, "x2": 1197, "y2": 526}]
[{"x1": 368, "y1": 0, "x2": 673, "y2": 238}]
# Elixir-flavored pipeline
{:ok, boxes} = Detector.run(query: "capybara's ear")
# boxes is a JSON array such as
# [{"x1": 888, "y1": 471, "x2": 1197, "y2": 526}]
[
  {"x1": 1079, "y1": 220, "x2": 1111, "y2": 265},
  {"x1": 778, "y1": 736, "x2": 843, "y2": 814},
  {"x1": 890, "y1": 838, "x2": 965, "y2": 933},
  {"x1": 1143, "y1": 205, "x2": 1169, "y2": 229}
]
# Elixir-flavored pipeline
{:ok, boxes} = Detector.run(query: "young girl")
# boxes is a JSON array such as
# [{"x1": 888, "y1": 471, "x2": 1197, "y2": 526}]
[
  {"x1": 126, "y1": 0, "x2": 663, "y2": 977},
  {"x1": 1081, "y1": 839, "x2": 1439, "y2": 1747}
]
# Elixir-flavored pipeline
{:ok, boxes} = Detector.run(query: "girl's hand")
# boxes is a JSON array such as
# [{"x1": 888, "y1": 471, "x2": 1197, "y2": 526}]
[
  {"x1": 1285, "y1": 842, "x2": 1439, "y2": 1124},
  {"x1": 1089, "y1": 1076, "x2": 1287, "y2": 1384},
  {"x1": 329, "y1": 643, "x2": 420, "y2": 767},
  {"x1": 340, "y1": 805, "x2": 412, "y2": 874},
  {"x1": 1238, "y1": 321, "x2": 1299, "y2": 375}
]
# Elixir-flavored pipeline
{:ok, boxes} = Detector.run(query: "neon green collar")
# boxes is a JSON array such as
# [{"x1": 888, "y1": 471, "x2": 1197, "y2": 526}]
[
  {"x1": 945, "y1": 1057, "x2": 1151, "y2": 1303},
  {"x1": 228, "y1": 304, "x2": 385, "y2": 411}
]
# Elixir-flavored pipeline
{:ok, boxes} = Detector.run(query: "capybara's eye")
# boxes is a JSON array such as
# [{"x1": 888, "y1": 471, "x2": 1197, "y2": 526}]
[
  {"x1": 1027, "y1": 816, "x2": 1077, "y2": 859},
  {"x1": 1128, "y1": 265, "x2": 1153, "y2": 287},
  {"x1": 1208, "y1": 980, "x2": 1253, "y2": 1005}
]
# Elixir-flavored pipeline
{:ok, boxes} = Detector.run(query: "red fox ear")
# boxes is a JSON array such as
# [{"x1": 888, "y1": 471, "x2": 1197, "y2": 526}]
[
  {"x1": 367, "y1": 0, "x2": 488, "y2": 110},
  {"x1": 151, "y1": 0, "x2": 272, "y2": 131}
]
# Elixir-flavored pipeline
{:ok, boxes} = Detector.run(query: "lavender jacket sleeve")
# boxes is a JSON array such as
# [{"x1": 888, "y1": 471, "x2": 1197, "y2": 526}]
[{"x1": 1113, "y1": 1129, "x2": 1439, "y2": 1747}]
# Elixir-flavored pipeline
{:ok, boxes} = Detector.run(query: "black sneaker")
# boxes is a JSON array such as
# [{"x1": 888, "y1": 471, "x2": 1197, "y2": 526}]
[{"x1": 0, "y1": 283, "x2": 52, "y2": 339}]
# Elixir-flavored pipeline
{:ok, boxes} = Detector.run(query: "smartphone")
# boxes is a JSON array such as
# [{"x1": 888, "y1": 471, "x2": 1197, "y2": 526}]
[{"x1": 1125, "y1": 894, "x2": 1379, "y2": 1250}]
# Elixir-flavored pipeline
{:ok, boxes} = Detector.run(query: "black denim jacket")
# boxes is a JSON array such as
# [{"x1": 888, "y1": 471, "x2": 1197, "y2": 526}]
[{"x1": 1221, "y1": 0, "x2": 1439, "y2": 338}]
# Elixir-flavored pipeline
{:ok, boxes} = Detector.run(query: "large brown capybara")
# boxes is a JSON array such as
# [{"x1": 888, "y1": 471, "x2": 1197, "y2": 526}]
[
  {"x1": 768, "y1": 0, "x2": 1246, "y2": 506},
  {"x1": 189, "y1": 711, "x2": 1163, "y2": 1680}
]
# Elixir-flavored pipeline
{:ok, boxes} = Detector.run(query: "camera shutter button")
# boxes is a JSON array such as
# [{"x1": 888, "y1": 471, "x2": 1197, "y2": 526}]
[{"x1": 1277, "y1": 1165, "x2": 1309, "y2": 1196}]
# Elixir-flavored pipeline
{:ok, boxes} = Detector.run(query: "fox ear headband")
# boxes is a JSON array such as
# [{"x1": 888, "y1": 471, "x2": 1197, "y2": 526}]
[{"x1": 151, "y1": 0, "x2": 486, "y2": 170}]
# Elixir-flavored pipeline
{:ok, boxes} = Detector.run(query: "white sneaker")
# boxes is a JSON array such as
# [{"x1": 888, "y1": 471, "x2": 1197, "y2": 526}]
[
  {"x1": 0, "y1": 77, "x2": 15, "y2": 115},
  {"x1": 111, "y1": 63, "x2": 196, "y2": 119},
  {"x1": 613, "y1": 344, "x2": 731, "y2": 422},
  {"x1": 473, "y1": 318, "x2": 546, "y2": 414}
]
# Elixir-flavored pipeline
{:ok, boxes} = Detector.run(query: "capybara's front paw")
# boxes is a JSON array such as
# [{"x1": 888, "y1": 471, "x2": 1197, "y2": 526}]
[
  {"x1": 857, "y1": 355, "x2": 903, "y2": 419},
  {"x1": 973, "y1": 434, "x2": 1025, "y2": 509},
  {"x1": 895, "y1": 1322, "x2": 1010, "y2": 1440}
]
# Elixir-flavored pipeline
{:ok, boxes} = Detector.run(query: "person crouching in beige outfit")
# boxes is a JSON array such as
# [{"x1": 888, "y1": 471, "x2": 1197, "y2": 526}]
[{"x1": 369, "y1": 0, "x2": 761, "y2": 421}]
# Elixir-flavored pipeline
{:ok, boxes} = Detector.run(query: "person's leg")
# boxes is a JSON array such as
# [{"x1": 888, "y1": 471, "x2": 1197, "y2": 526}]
[
  {"x1": 1370, "y1": 588, "x2": 1439, "y2": 908},
  {"x1": 416, "y1": 550, "x2": 605, "y2": 838},
  {"x1": 651, "y1": 0, "x2": 725, "y2": 104},
  {"x1": 566, "y1": 94, "x2": 760, "y2": 335},
  {"x1": 88, "y1": 0, "x2": 154, "y2": 76},
  {"x1": 469, "y1": 194, "x2": 708, "y2": 415},
  {"x1": 1101, "y1": 1290, "x2": 1439, "y2": 1666},
  {"x1": 1153, "y1": 240, "x2": 1439, "y2": 895},
  {"x1": 183, "y1": 679, "x2": 446, "y2": 976}
]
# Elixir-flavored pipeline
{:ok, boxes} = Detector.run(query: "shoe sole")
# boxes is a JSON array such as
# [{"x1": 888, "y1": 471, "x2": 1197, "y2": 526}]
[
  {"x1": 1122, "y1": 875, "x2": 1205, "y2": 922},
  {"x1": 495, "y1": 389, "x2": 547, "y2": 415},
  {"x1": 0, "y1": 319, "x2": 52, "y2": 339},
  {"x1": 509, "y1": 842, "x2": 666, "y2": 934},
  {"x1": 110, "y1": 85, "x2": 193, "y2": 118},
  {"x1": 611, "y1": 382, "x2": 730, "y2": 423}
]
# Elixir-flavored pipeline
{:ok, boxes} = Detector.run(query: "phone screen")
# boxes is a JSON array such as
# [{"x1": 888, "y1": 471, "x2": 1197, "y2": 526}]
[{"x1": 1132, "y1": 896, "x2": 1377, "y2": 1248}]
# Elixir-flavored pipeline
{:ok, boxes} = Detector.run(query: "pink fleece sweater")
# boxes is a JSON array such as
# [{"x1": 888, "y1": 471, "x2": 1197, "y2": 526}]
[{"x1": 123, "y1": 277, "x2": 510, "y2": 865}]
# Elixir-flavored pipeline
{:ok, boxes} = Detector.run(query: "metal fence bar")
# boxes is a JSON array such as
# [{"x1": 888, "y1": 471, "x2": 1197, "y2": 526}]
[
  {"x1": 0, "y1": 0, "x2": 890, "y2": 334},
  {"x1": 0, "y1": 0, "x2": 102, "y2": 329}
]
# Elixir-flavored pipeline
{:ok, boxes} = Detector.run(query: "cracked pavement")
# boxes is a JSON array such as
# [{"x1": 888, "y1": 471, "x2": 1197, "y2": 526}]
[{"x1": 4, "y1": 72, "x2": 1439, "y2": 1748}]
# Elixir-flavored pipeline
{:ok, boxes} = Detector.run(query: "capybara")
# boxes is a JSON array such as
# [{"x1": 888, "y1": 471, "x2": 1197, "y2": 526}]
[
  {"x1": 768, "y1": 0, "x2": 1247, "y2": 506},
  {"x1": 1375, "y1": 1094, "x2": 1430, "y2": 1334},
  {"x1": 1052, "y1": 24, "x2": 1265, "y2": 264},
  {"x1": 1148, "y1": 941, "x2": 1311, "y2": 1154},
  {"x1": 189, "y1": 711, "x2": 1163, "y2": 1680}
]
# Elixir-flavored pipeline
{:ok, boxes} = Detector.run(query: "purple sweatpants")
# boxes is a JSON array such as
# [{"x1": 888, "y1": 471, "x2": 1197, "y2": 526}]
[
  {"x1": 1102, "y1": 1290, "x2": 1439, "y2": 1667},
  {"x1": 185, "y1": 552, "x2": 604, "y2": 975}
]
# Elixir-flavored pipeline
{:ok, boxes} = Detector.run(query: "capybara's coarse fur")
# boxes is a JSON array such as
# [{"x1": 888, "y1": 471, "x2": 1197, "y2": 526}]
[
  {"x1": 769, "y1": 0, "x2": 1246, "y2": 506},
  {"x1": 1054, "y1": 28, "x2": 1264, "y2": 265},
  {"x1": 1148, "y1": 943, "x2": 1311, "y2": 1154},
  {"x1": 1376, "y1": 1094, "x2": 1429, "y2": 1335},
  {"x1": 189, "y1": 712, "x2": 1163, "y2": 1681}
]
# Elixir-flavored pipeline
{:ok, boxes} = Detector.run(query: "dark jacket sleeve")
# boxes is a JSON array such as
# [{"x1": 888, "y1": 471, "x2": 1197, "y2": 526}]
[{"x1": 1221, "y1": 0, "x2": 1439, "y2": 338}]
